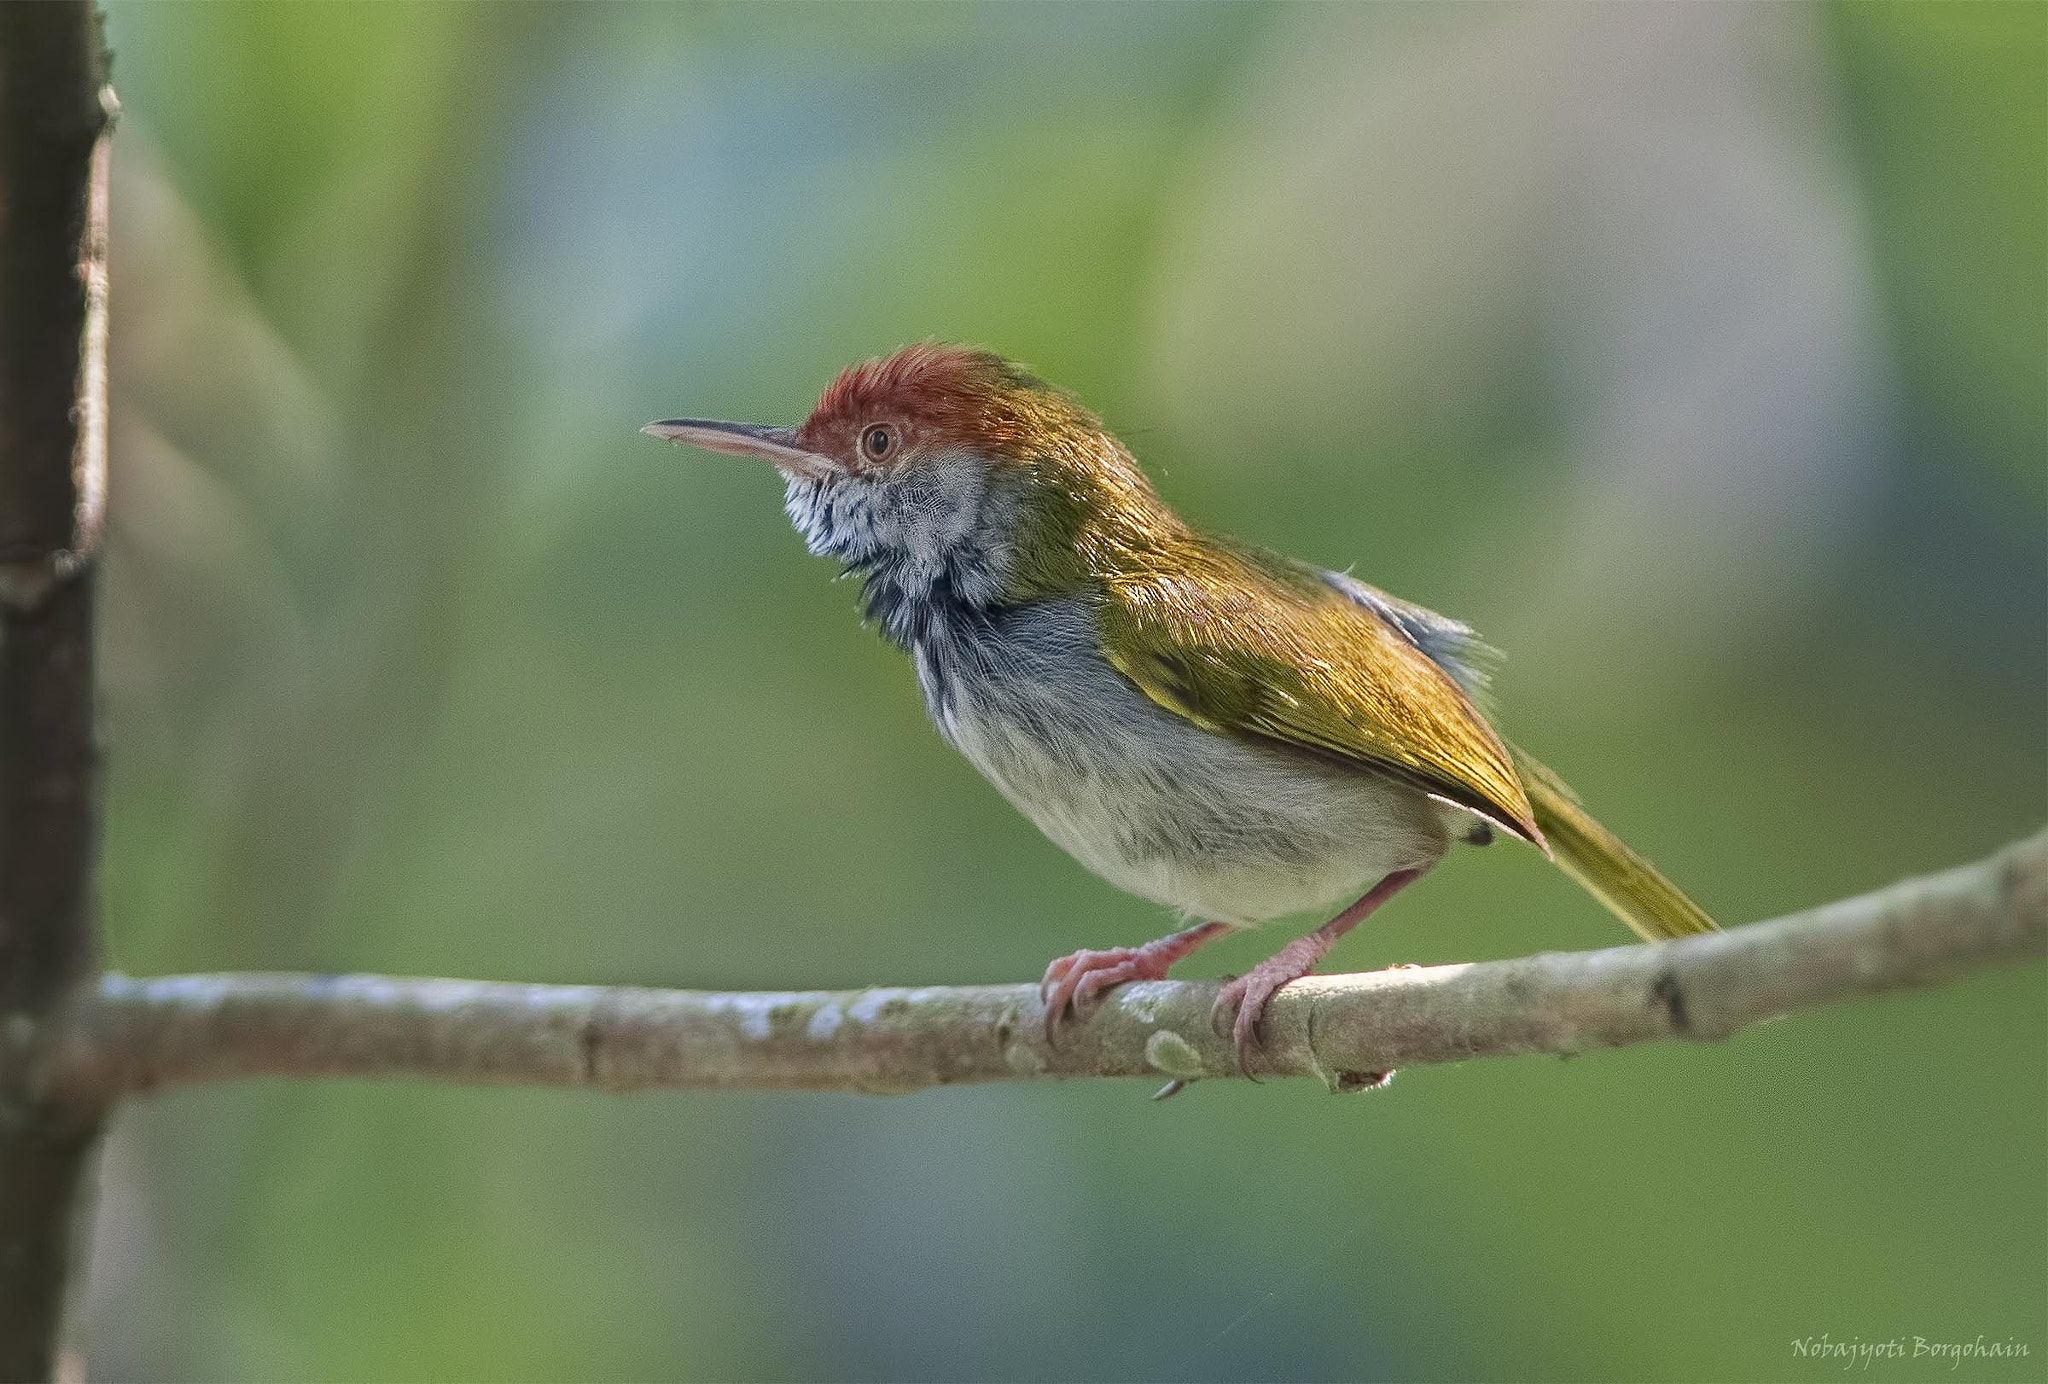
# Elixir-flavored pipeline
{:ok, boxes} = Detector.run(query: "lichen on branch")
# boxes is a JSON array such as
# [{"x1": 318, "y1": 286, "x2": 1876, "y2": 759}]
[{"x1": 34, "y1": 830, "x2": 2047, "y2": 1105}]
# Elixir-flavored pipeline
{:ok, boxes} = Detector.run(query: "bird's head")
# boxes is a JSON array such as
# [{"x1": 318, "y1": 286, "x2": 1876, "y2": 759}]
[{"x1": 646, "y1": 344, "x2": 1161, "y2": 635}]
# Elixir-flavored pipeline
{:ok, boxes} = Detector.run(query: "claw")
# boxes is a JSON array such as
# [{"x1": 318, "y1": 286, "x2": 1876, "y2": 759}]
[
  {"x1": 1212, "y1": 972, "x2": 1276, "y2": 1080},
  {"x1": 1037, "y1": 952, "x2": 1078, "y2": 1004},
  {"x1": 1040, "y1": 946, "x2": 1152, "y2": 1042},
  {"x1": 1036, "y1": 922, "x2": 1232, "y2": 1047},
  {"x1": 1208, "y1": 869, "x2": 1428, "y2": 1082}
]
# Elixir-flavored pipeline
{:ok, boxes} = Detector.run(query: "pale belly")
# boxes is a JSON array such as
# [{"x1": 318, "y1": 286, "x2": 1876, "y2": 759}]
[{"x1": 914, "y1": 599, "x2": 1453, "y2": 926}]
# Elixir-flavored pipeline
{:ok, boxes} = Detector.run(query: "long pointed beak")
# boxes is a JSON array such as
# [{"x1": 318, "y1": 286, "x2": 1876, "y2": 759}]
[{"x1": 641, "y1": 418, "x2": 837, "y2": 480}]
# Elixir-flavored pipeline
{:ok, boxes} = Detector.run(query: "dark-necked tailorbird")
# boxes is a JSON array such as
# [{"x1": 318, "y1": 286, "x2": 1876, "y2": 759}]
[{"x1": 645, "y1": 343, "x2": 1716, "y2": 1073}]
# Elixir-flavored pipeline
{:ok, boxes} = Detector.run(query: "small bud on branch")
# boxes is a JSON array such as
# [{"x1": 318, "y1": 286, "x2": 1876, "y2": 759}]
[{"x1": 32, "y1": 830, "x2": 2046, "y2": 1105}]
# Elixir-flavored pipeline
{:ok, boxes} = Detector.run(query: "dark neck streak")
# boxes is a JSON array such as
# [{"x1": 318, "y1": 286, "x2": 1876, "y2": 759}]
[{"x1": 851, "y1": 547, "x2": 1002, "y2": 657}]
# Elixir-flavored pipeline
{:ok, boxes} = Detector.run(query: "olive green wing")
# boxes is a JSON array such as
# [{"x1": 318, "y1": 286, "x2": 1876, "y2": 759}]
[{"x1": 1097, "y1": 545, "x2": 1543, "y2": 846}]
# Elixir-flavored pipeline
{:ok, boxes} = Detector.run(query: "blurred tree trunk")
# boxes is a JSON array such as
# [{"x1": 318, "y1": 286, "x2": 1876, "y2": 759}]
[{"x1": 0, "y1": 4, "x2": 113, "y2": 1379}]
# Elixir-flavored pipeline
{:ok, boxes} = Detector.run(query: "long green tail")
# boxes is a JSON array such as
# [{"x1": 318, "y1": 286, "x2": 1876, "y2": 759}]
[{"x1": 1509, "y1": 746, "x2": 1717, "y2": 941}]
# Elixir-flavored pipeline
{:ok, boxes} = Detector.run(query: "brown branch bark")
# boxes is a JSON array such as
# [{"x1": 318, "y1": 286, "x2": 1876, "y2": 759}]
[
  {"x1": 35, "y1": 830, "x2": 2045, "y2": 1104},
  {"x1": 0, "y1": 5, "x2": 113, "y2": 1379}
]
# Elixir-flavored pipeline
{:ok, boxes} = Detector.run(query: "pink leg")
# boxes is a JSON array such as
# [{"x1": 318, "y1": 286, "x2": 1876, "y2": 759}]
[
  {"x1": 1214, "y1": 868, "x2": 1425, "y2": 1075},
  {"x1": 1040, "y1": 921, "x2": 1231, "y2": 1040}
]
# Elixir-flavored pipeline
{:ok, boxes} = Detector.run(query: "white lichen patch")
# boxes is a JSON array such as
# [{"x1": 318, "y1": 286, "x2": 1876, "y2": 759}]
[
  {"x1": 1144, "y1": 1029, "x2": 1205, "y2": 1079},
  {"x1": 708, "y1": 993, "x2": 778, "y2": 1041},
  {"x1": 848, "y1": 988, "x2": 908, "y2": 1025},
  {"x1": 806, "y1": 1003, "x2": 844, "y2": 1041},
  {"x1": 1117, "y1": 982, "x2": 1172, "y2": 1025},
  {"x1": 1005, "y1": 1042, "x2": 1047, "y2": 1076}
]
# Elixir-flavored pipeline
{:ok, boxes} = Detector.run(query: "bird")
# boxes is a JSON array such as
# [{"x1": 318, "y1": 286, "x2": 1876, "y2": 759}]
[{"x1": 644, "y1": 343, "x2": 1716, "y2": 1074}]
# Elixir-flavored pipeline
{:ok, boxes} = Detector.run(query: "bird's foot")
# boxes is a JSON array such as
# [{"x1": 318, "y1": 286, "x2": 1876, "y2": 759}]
[
  {"x1": 1208, "y1": 869, "x2": 1427, "y2": 1077},
  {"x1": 1039, "y1": 921, "x2": 1229, "y2": 1042},
  {"x1": 1214, "y1": 960, "x2": 1420, "y2": 1085},
  {"x1": 1039, "y1": 945, "x2": 1176, "y2": 1041},
  {"x1": 1211, "y1": 951, "x2": 1316, "y2": 1078}
]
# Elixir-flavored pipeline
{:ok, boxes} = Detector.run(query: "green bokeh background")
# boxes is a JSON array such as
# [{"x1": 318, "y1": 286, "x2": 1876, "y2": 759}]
[{"x1": 84, "y1": 3, "x2": 2044, "y2": 1380}]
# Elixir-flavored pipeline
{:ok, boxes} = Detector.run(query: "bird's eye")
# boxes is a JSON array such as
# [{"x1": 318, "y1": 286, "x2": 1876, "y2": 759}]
[{"x1": 862, "y1": 424, "x2": 894, "y2": 461}]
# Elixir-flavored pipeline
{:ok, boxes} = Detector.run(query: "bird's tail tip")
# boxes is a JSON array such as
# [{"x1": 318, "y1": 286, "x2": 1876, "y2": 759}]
[{"x1": 1509, "y1": 746, "x2": 1718, "y2": 941}]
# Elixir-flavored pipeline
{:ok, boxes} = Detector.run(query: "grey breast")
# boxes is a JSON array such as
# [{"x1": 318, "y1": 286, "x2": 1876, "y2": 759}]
[{"x1": 910, "y1": 596, "x2": 1382, "y2": 884}]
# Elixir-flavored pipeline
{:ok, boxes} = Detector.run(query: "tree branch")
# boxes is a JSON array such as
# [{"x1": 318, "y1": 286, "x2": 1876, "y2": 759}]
[
  {"x1": 33, "y1": 829, "x2": 2045, "y2": 1104},
  {"x1": 0, "y1": 4, "x2": 114, "y2": 1378}
]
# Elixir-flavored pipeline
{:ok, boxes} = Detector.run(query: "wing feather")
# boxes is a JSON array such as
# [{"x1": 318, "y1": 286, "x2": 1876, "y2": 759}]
[{"x1": 1097, "y1": 543, "x2": 1543, "y2": 846}]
